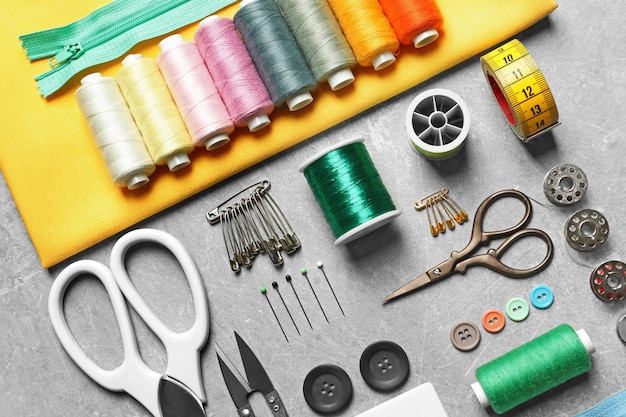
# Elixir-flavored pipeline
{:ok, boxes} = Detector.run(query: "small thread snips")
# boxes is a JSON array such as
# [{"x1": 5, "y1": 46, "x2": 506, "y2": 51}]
[{"x1": 217, "y1": 332, "x2": 289, "y2": 416}]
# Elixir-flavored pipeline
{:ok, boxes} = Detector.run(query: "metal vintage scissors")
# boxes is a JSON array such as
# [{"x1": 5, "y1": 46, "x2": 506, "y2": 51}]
[
  {"x1": 384, "y1": 189, "x2": 554, "y2": 303},
  {"x1": 48, "y1": 229, "x2": 210, "y2": 417},
  {"x1": 216, "y1": 331, "x2": 289, "y2": 416}
]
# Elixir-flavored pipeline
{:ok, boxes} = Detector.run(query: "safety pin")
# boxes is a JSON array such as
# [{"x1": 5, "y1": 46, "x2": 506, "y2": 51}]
[
  {"x1": 414, "y1": 187, "x2": 449, "y2": 211},
  {"x1": 206, "y1": 179, "x2": 270, "y2": 224},
  {"x1": 221, "y1": 210, "x2": 240, "y2": 272},
  {"x1": 263, "y1": 191, "x2": 301, "y2": 251},
  {"x1": 426, "y1": 199, "x2": 440, "y2": 237},
  {"x1": 431, "y1": 197, "x2": 447, "y2": 233},
  {"x1": 442, "y1": 192, "x2": 468, "y2": 223},
  {"x1": 246, "y1": 196, "x2": 284, "y2": 266},
  {"x1": 437, "y1": 198, "x2": 457, "y2": 229}
]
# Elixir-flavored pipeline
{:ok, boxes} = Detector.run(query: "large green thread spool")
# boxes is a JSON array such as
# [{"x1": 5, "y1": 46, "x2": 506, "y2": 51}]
[
  {"x1": 472, "y1": 324, "x2": 594, "y2": 414},
  {"x1": 299, "y1": 138, "x2": 401, "y2": 245}
]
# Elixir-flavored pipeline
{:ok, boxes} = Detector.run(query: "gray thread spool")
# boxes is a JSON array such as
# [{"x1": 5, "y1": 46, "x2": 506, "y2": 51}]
[
  {"x1": 275, "y1": 0, "x2": 356, "y2": 90},
  {"x1": 234, "y1": 0, "x2": 317, "y2": 111}
]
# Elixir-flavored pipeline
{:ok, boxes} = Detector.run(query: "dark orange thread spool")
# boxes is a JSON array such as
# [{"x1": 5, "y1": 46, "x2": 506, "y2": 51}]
[{"x1": 379, "y1": 0, "x2": 443, "y2": 48}]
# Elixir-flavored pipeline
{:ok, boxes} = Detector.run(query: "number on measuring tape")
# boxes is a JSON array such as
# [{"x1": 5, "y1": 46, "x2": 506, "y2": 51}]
[{"x1": 481, "y1": 39, "x2": 559, "y2": 142}]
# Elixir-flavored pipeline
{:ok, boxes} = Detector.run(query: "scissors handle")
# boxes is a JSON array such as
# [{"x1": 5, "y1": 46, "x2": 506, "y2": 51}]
[
  {"x1": 110, "y1": 228, "x2": 210, "y2": 403},
  {"x1": 456, "y1": 228, "x2": 554, "y2": 277},
  {"x1": 48, "y1": 260, "x2": 163, "y2": 416},
  {"x1": 469, "y1": 189, "x2": 532, "y2": 245}
]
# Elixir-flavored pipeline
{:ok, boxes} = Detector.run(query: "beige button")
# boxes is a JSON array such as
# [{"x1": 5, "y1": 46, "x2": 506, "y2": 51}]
[{"x1": 450, "y1": 321, "x2": 481, "y2": 351}]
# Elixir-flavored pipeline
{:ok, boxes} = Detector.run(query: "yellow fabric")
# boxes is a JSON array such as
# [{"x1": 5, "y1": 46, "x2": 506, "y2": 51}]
[{"x1": 0, "y1": 0, "x2": 558, "y2": 268}]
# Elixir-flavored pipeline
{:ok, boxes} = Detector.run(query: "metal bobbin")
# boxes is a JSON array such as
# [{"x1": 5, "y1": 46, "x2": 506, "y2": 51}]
[
  {"x1": 590, "y1": 261, "x2": 626, "y2": 302},
  {"x1": 543, "y1": 163, "x2": 587, "y2": 206},
  {"x1": 564, "y1": 208, "x2": 609, "y2": 252},
  {"x1": 405, "y1": 88, "x2": 470, "y2": 160}
]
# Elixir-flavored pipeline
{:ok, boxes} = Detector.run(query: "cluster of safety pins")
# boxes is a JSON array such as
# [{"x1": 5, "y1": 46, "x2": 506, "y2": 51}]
[
  {"x1": 206, "y1": 180, "x2": 300, "y2": 272},
  {"x1": 414, "y1": 187, "x2": 468, "y2": 237}
]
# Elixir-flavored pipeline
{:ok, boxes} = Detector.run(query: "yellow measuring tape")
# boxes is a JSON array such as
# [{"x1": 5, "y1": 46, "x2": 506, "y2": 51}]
[{"x1": 481, "y1": 39, "x2": 559, "y2": 142}]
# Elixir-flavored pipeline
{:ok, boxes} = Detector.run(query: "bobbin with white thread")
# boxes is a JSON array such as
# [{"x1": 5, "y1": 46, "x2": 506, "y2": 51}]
[
  {"x1": 564, "y1": 208, "x2": 609, "y2": 252},
  {"x1": 76, "y1": 73, "x2": 155, "y2": 190},
  {"x1": 405, "y1": 89, "x2": 470, "y2": 160},
  {"x1": 157, "y1": 34, "x2": 234, "y2": 151},
  {"x1": 543, "y1": 163, "x2": 587, "y2": 206}
]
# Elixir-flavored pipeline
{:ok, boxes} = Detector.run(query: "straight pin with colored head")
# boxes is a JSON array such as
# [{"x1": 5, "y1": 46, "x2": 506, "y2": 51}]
[
  {"x1": 260, "y1": 287, "x2": 288, "y2": 342},
  {"x1": 302, "y1": 268, "x2": 329, "y2": 323},
  {"x1": 272, "y1": 281, "x2": 300, "y2": 335},
  {"x1": 286, "y1": 274, "x2": 313, "y2": 330},
  {"x1": 317, "y1": 261, "x2": 345, "y2": 316}
]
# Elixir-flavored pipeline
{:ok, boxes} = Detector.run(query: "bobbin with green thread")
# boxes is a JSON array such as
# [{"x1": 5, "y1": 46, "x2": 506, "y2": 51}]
[
  {"x1": 472, "y1": 324, "x2": 594, "y2": 414},
  {"x1": 299, "y1": 138, "x2": 401, "y2": 245}
]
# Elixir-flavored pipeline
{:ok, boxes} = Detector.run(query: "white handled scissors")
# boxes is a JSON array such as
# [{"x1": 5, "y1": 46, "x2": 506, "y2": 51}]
[{"x1": 48, "y1": 229, "x2": 210, "y2": 417}]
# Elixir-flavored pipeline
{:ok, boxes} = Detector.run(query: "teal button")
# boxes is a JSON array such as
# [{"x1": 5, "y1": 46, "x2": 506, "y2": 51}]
[
  {"x1": 530, "y1": 285, "x2": 554, "y2": 309},
  {"x1": 506, "y1": 297, "x2": 530, "y2": 321}
]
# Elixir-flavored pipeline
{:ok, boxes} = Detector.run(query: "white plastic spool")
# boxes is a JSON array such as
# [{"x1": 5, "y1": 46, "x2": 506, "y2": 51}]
[{"x1": 405, "y1": 88, "x2": 470, "y2": 160}]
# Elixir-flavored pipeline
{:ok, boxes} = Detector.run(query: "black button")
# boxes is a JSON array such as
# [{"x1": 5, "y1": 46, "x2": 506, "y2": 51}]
[
  {"x1": 359, "y1": 340, "x2": 410, "y2": 392},
  {"x1": 303, "y1": 364, "x2": 353, "y2": 414}
]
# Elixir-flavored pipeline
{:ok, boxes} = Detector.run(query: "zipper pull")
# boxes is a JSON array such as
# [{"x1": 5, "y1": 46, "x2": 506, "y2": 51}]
[{"x1": 48, "y1": 43, "x2": 84, "y2": 68}]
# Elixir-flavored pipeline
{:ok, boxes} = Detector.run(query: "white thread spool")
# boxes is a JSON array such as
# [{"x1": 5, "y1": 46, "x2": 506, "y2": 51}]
[{"x1": 75, "y1": 73, "x2": 155, "y2": 190}]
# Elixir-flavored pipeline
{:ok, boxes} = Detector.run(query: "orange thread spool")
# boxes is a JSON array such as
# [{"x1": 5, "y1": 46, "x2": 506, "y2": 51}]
[
  {"x1": 326, "y1": 0, "x2": 399, "y2": 70},
  {"x1": 379, "y1": 0, "x2": 443, "y2": 48}
]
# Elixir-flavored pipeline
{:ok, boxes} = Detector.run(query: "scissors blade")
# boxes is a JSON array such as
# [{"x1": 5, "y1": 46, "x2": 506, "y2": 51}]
[
  {"x1": 216, "y1": 346, "x2": 253, "y2": 410},
  {"x1": 235, "y1": 331, "x2": 275, "y2": 395},
  {"x1": 158, "y1": 376, "x2": 206, "y2": 417},
  {"x1": 235, "y1": 332, "x2": 289, "y2": 416},
  {"x1": 383, "y1": 272, "x2": 432, "y2": 303}
]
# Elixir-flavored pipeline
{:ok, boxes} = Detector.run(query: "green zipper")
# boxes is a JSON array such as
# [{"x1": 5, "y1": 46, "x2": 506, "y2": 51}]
[{"x1": 19, "y1": 0, "x2": 236, "y2": 98}]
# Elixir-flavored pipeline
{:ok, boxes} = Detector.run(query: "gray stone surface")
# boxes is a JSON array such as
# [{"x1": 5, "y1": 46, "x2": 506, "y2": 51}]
[{"x1": 2, "y1": 1, "x2": 626, "y2": 416}]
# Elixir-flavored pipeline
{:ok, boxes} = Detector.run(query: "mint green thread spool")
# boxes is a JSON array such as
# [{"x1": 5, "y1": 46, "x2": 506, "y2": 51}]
[
  {"x1": 472, "y1": 324, "x2": 594, "y2": 414},
  {"x1": 299, "y1": 138, "x2": 401, "y2": 245}
]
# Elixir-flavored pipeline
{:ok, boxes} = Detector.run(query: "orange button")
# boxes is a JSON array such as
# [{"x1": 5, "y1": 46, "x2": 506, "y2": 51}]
[{"x1": 482, "y1": 309, "x2": 506, "y2": 333}]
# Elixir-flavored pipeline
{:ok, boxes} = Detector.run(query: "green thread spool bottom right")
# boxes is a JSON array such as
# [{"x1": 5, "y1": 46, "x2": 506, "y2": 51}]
[{"x1": 471, "y1": 324, "x2": 594, "y2": 414}]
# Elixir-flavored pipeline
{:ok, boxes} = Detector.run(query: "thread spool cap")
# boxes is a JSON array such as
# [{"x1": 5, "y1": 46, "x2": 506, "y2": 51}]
[
  {"x1": 327, "y1": 68, "x2": 355, "y2": 91},
  {"x1": 159, "y1": 34, "x2": 184, "y2": 52},
  {"x1": 203, "y1": 133, "x2": 230, "y2": 151},
  {"x1": 122, "y1": 53, "x2": 143, "y2": 67},
  {"x1": 247, "y1": 114, "x2": 271, "y2": 132},
  {"x1": 126, "y1": 174, "x2": 150, "y2": 190},
  {"x1": 576, "y1": 328, "x2": 595, "y2": 354},
  {"x1": 166, "y1": 152, "x2": 191, "y2": 171},
  {"x1": 372, "y1": 51, "x2": 396, "y2": 71},
  {"x1": 286, "y1": 91, "x2": 314, "y2": 112},
  {"x1": 413, "y1": 29, "x2": 440, "y2": 48},
  {"x1": 298, "y1": 137, "x2": 401, "y2": 245}
]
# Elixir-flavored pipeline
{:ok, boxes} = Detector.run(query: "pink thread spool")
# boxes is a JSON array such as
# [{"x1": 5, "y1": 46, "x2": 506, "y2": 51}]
[
  {"x1": 157, "y1": 34, "x2": 234, "y2": 150},
  {"x1": 195, "y1": 16, "x2": 274, "y2": 132}
]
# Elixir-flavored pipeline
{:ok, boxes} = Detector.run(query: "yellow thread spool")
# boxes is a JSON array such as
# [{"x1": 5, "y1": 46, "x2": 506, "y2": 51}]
[
  {"x1": 117, "y1": 54, "x2": 194, "y2": 171},
  {"x1": 326, "y1": 0, "x2": 399, "y2": 70}
]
